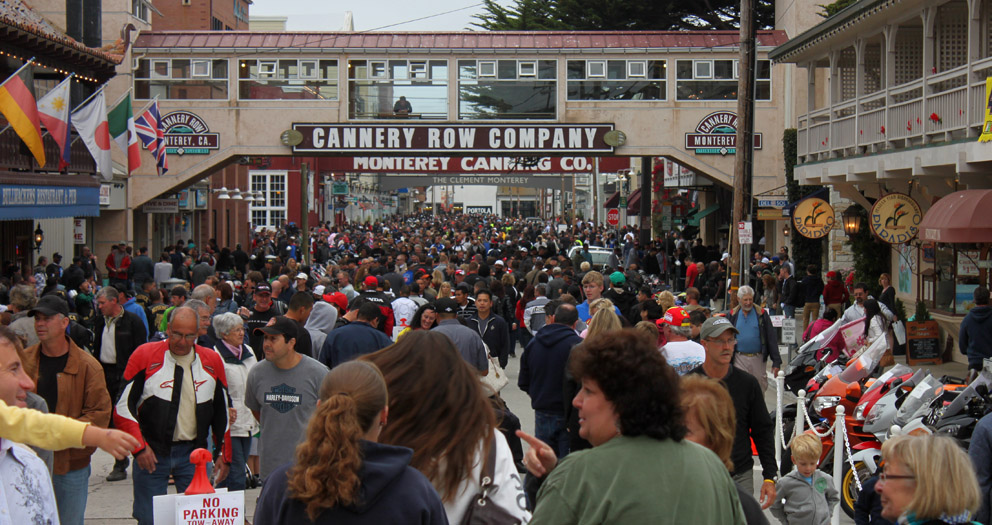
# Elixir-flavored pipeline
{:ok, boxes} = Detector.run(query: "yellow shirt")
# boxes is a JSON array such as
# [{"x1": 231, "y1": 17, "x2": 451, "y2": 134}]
[{"x1": 0, "y1": 399, "x2": 87, "y2": 450}]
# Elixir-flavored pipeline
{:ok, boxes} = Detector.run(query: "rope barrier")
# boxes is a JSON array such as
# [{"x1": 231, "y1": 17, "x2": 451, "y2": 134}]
[{"x1": 840, "y1": 415, "x2": 863, "y2": 492}]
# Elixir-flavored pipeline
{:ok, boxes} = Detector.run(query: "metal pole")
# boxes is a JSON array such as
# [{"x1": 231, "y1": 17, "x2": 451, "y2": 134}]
[
  {"x1": 300, "y1": 162, "x2": 310, "y2": 266},
  {"x1": 639, "y1": 157, "x2": 651, "y2": 246},
  {"x1": 593, "y1": 158, "x2": 599, "y2": 226},
  {"x1": 832, "y1": 405, "x2": 845, "y2": 525}
]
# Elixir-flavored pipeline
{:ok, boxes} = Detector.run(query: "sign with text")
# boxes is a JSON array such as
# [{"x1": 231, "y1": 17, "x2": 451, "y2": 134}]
[
  {"x1": 318, "y1": 156, "x2": 628, "y2": 174},
  {"x1": 143, "y1": 198, "x2": 180, "y2": 213},
  {"x1": 757, "y1": 208, "x2": 788, "y2": 221},
  {"x1": 738, "y1": 221, "x2": 753, "y2": 244},
  {"x1": 685, "y1": 111, "x2": 762, "y2": 155},
  {"x1": 379, "y1": 175, "x2": 572, "y2": 191},
  {"x1": 163, "y1": 111, "x2": 220, "y2": 156},
  {"x1": 869, "y1": 193, "x2": 923, "y2": 244},
  {"x1": 73, "y1": 219, "x2": 85, "y2": 245},
  {"x1": 292, "y1": 124, "x2": 615, "y2": 154},
  {"x1": 607, "y1": 208, "x2": 620, "y2": 226},
  {"x1": 153, "y1": 489, "x2": 243, "y2": 525},
  {"x1": 782, "y1": 318, "x2": 797, "y2": 344},
  {"x1": 792, "y1": 198, "x2": 835, "y2": 239},
  {"x1": 758, "y1": 197, "x2": 789, "y2": 208}
]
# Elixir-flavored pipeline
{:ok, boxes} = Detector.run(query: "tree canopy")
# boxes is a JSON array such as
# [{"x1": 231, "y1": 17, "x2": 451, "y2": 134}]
[{"x1": 471, "y1": 0, "x2": 775, "y2": 31}]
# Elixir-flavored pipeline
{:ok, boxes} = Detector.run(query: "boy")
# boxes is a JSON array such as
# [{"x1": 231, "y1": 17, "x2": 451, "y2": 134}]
[{"x1": 770, "y1": 434, "x2": 840, "y2": 525}]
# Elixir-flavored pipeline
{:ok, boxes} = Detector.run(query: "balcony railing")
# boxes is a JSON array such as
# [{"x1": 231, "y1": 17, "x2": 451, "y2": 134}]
[
  {"x1": 796, "y1": 57, "x2": 992, "y2": 162},
  {"x1": 0, "y1": 118, "x2": 98, "y2": 174}
]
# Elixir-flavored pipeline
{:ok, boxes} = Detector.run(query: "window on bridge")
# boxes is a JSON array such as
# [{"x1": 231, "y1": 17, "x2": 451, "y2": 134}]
[
  {"x1": 675, "y1": 59, "x2": 771, "y2": 101},
  {"x1": 348, "y1": 59, "x2": 448, "y2": 120},
  {"x1": 566, "y1": 60, "x2": 666, "y2": 101},
  {"x1": 238, "y1": 59, "x2": 338, "y2": 100},
  {"x1": 135, "y1": 58, "x2": 229, "y2": 100},
  {"x1": 457, "y1": 59, "x2": 557, "y2": 120}
]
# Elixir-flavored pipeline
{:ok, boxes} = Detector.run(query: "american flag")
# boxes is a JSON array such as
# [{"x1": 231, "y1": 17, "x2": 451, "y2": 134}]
[{"x1": 134, "y1": 97, "x2": 168, "y2": 176}]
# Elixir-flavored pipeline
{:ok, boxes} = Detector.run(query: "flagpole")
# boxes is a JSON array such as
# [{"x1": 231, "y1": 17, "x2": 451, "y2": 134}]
[
  {"x1": 134, "y1": 95, "x2": 157, "y2": 117},
  {"x1": 0, "y1": 58, "x2": 35, "y2": 90},
  {"x1": 72, "y1": 80, "x2": 106, "y2": 113}
]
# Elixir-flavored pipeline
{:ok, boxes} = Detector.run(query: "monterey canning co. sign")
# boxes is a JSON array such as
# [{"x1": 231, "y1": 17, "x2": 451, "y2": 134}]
[{"x1": 291, "y1": 124, "x2": 615, "y2": 154}]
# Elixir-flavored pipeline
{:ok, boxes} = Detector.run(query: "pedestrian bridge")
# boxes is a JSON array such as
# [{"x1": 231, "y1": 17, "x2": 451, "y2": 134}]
[{"x1": 128, "y1": 30, "x2": 790, "y2": 207}]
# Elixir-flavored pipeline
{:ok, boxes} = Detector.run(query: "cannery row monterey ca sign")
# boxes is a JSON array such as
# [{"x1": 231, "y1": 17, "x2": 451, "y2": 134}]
[
  {"x1": 162, "y1": 111, "x2": 219, "y2": 155},
  {"x1": 685, "y1": 111, "x2": 762, "y2": 156},
  {"x1": 291, "y1": 124, "x2": 615, "y2": 154}
]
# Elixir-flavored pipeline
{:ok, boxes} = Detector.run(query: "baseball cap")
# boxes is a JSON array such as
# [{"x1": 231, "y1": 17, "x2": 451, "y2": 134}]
[
  {"x1": 609, "y1": 271, "x2": 626, "y2": 285},
  {"x1": 660, "y1": 307, "x2": 690, "y2": 328},
  {"x1": 455, "y1": 269, "x2": 465, "y2": 275},
  {"x1": 254, "y1": 283, "x2": 272, "y2": 294},
  {"x1": 28, "y1": 295, "x2": 69, "y2": 317},
  {"x1": 325, "y1": 292, "x2": 349, "y2": 312},
  {"x1": 313, "y1": 285, "x2": 326, "y2": 296},
  {"x1": 414, "y1": 269, "x2": 431, "y2": 279},
  {"x1": 253, "y1": 316, "x2": 298, "y2": 339},
  {"x1": 296, "y1": 272, "x2": 308, "y2": 280},
  {"x1": 363, "y1": 275, "x2": 379, "y2": 288},
  {"x1": 721, "y1": 253, "x2": 731, "y2": 261},
  {"x1": 493, "y1": 260, "x2": 505, "y2": 266},
  {"x1": 826, "y1": 271, "x2": 837, "y2": 279},
  {"x1": 761, "y1": 257, "x2": 770, "y2": 264},
  {"x1": 700, "y1": 317, "x2": 739, "y2": 339},
  {"x1": 435, "y1": 298, "x2": 458, "y2": 314}
]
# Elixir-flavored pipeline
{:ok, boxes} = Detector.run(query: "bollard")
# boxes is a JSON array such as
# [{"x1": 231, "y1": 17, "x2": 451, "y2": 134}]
[
  {"x1": 795, "y1": 389, "x2": 806, "y2": 437},
  {"x1": 831, "y1": 405, "x2": 845, "y2": 525},
  {"x1": 775, "y1": 370, "x2": 785, "y2": 476},
  {"x1": 185, "y1": 448, "x2": 216, "y2": 495}
]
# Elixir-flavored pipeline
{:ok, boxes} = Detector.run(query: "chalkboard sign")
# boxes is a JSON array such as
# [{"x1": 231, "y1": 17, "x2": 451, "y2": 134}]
[{"x1": 907, "y1": 320, "x2": 942, "y2": 365}]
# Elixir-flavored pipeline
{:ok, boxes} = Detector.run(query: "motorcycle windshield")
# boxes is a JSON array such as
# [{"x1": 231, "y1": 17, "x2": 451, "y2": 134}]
[
  {"x1": 810, "y1": 363, "x2": 844, "y2": 388},
  {"x1": 894, "y1": 375, "x2": 944, "y2": 426},
  {"x1": 863, "y1": 364, "x2": 913, "y2": 396},
  {"x1": 797, "y1": 318, "x2": 846, "y2": 355},
  {"x1": 941, "y1": 370, "x2": 992, "y2": 419},
  {"x1": 864, "y1": 369, "x2": 928, "y2": 431},
  {"x1": 838, "y1": 336, "x2": 888, "y2": 383}
]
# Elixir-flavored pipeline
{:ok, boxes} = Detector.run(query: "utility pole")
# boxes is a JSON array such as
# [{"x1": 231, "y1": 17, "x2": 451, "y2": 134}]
[
  {"x1": 729, "y1": 0, "x2": 757, "y2": 308},
  {"x1": 300, "y1": 161, "x2": 310, "y2": 266},
  {"x1": 639, "y1": 156, "x2": 651, "y2": 246}
]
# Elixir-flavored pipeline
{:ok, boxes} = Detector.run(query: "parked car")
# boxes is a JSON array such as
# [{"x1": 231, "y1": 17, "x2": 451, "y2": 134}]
[{"x1": 567, "y1": 245, "x2": 615, "y2": 270}]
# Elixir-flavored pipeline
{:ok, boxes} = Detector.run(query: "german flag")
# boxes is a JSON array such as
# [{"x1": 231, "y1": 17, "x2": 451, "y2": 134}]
[{"x1": 0, "y1": 60, "x2": 45, "y2": 166}]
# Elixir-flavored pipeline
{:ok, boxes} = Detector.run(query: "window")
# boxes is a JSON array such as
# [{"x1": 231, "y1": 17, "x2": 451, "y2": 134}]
[
  {"x1": 348, "y1": 59, "x2": 448, "y2": 120},
  {"x1": 131, "y1": 0, "x2": 150, "y2": 22},
  {"x1": 457, "y1": 59, "x2": 557, "y2": 120},
  {"x1": 920, "y1": 243, "x2": 991, "y2": 314},
  {"x1": 566, "y1": 59, "x2": 666, "y2": 101},
  {"x1": 249, "y1": 171, "x2": 288, "y2": 230},
  {"x1": 675, "y1": 59, "x2": 771, "y2": 101},
  {"x1": 135, "y1": 58, "x2": 229, "y2": 100},
  {"x1": 239, "y1": 59, "x2": 338, "y2": 100}
]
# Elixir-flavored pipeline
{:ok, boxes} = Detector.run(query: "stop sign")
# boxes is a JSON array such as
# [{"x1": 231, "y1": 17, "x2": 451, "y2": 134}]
[{"x1": 607, "y1": 208, "x2": 620, "y2": 226}]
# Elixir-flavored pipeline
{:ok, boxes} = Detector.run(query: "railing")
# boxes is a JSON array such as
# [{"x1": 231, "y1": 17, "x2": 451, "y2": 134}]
[
  {"x1": 0, "y1": 119, "x2": 97, "y2": 174},
  {"x1": 796, "y1": 56, "x2": 991, "y2": 163}
]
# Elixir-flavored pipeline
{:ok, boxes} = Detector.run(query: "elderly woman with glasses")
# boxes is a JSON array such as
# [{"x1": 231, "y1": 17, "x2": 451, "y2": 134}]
[
  {"x1": 212, "y1": 312, "x2": 259, "y2": 491},
  {"x1": 876, "y1": 434, "x2": 981, "y2": 525}
]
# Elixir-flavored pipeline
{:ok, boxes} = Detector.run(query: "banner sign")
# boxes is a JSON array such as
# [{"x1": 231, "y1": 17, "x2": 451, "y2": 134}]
[
  {"x1": 143, "y1": 198, "x2": 180, "y2": 213},
  {"x1": 73, "y1": 219, "x2": 85, "y2": 245},
  {"x1": 869, "y1": 193, "x2": 923, "y2": 244},
  {"x1": 317, "y1": 156, "x2": 628, "y2": 174},
  {"x1": 0, "y1": 184, "x2": 99, "y2": 220},
  {"x1": 379, "y1": 175, "x2": 572, "y2": 191},
  {"x1": 292, "y1": 124, "x2": 615, "y2": 154},
  {"x1": 162, "y1": 111, "x2": 220, "y2": 155},
  {"x1": 980, "y1": 77, "x2": 992, "y2": 143},
  {"x1": 685, "y1": 112, "x2": 762, "y2": 155},
  {"x1": 792, "y1": 197, "x2": 835, "y2": 239}
]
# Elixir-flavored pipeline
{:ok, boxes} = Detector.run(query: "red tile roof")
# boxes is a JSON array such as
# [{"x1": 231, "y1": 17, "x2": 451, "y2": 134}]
[
  {"x1": 0, "y1": 0, "x2": 122, "y2": 65},
  {"x1": 133, "y1": 30, "x2": 789, "y2": 51}
]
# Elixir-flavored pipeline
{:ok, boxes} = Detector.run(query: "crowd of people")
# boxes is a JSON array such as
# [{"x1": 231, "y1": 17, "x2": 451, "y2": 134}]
[{"x1": 0, "y1": 211, "x2": 987, "y2": 525}]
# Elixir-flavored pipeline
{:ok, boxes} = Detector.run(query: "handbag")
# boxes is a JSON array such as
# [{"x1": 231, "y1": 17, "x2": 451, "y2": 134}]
[
  {"x1": 460, "y1": 438, "x2": 521, "y2": 525},
  {"x1": 480, "y1": 351, "x2": 509, "y2": 396}
]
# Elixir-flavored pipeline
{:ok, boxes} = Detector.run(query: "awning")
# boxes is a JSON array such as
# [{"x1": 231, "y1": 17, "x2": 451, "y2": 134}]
[
  {"x1": 603, "y1": 189, "x2": 641, "y2": 214},
  {"x1": 604, "y1": 191, "x2": 620, "y2": 208},
  {"x1": 919, "y1": 189, "x2": 992, "y2": 243},
  {"x1": 0, "y1": 183, "x2": 100, "y2": 220},
  {"x1": 687, "y1": 204, "x2": 720, "y2": 226},
  {"x1": 783, "y1": 186, "x2": 829, "y2": 215}
]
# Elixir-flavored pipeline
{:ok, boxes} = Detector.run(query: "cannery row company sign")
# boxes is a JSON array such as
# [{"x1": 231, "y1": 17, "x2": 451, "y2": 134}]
[
  {"x1": 685, "y1": 111, "x2": 762, "y2": 156},
  {"x1": 379, "y1": 175, "x2": 572, "y2": 191},
  {"x1": 162, "y1": 111, "x2": 219, "y2": 155},
  {"x1": 292, "y1": 124, "x2": 615, "y2": 154},
  {"x1": 320, "y1": 156, "x2": 630, "y2": 174}
]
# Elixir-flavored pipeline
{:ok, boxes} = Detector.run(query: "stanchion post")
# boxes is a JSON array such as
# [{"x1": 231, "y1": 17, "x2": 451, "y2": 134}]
[
  {"x1": 775, "y1": 370, "x2": 785, "y2": 475},
  {"x1": 795, "y1": 389, "x2": 806, "y2": 437},
  {"x1": 832, "y1": 405, "x2": 845, "y2": 525}
]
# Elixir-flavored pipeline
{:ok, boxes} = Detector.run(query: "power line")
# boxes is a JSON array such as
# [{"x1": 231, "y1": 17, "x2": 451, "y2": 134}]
[{"x1": 362, "y1": 3, "x2": 485, "y2": 32}]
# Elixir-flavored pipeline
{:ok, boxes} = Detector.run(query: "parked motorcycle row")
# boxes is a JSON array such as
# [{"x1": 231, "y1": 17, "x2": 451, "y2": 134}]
[{"x1": 778, "y1": 318, "x2": 991, "y2": 517}]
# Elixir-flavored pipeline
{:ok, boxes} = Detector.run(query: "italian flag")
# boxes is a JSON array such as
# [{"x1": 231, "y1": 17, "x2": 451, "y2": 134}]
[{"x1": 108, "y1": 92, "x2": 141, "y2": 174}]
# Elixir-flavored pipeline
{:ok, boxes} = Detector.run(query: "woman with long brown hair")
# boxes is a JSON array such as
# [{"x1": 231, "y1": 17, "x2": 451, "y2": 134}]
[
  {"x1": 254, "y1": 360, "x2": 446, "y2": 525},
  {"x1": 361, "y1": 330, "x2": 530, "y2": 523}
]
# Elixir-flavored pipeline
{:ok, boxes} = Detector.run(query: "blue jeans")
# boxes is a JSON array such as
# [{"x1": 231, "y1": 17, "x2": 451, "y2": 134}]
[
  {"x1": 217, "y1": 436, "x2": 251, "y2": 491},
  {"x1": 535, "y1": 411, "x2": 569, "y2": 458},
  {"x1": 132, "y1": 443, "x2": 196, "y2": 525},
  {"x1": 53, "y1": 465, "x2": 90, "y2": 525},
  {"x1": 783, "y1": 305, "x2": 796, "y2": 319}
]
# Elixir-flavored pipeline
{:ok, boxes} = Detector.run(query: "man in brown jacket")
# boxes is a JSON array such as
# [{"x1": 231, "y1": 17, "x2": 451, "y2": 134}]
[{"x1": 23, "y1": 294, "x2": 111, "y2": 525}]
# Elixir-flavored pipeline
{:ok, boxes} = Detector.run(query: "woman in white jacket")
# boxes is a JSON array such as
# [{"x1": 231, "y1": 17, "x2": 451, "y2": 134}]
[
  {"x1": 213, "y1": 312, "x2": 259, "y2": 491},
  {"x1": 362, "y1": 330, "x2": 530, "y2": 524}
]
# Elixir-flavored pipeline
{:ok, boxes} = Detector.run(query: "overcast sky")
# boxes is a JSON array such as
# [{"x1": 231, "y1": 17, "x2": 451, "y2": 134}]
[{"x1": 248, "y1": 1, "x2": 511, "y2": 32}]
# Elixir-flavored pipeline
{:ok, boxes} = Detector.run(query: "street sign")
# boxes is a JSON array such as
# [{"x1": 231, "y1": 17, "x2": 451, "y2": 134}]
[
  {"x1": 737, "y1": 221, "x2": 753, "y2": 244},
  {"x1": 606, "y1": 208, "x2": 620, "y2": 226},
  {"x1": 782, "y1": 318, "x2": 797, "y2": 344},
  {"x1": 619, "y1": 196, "x2": 627, "y2": 207},
  {"x1": 661, "y1": 215, "x2": 672, "y2": 231},
  {"x1": 758, "y1": 197, "x2": 789, "y2": 208},
  {"x1": 757, "y1": 208, "x2": 789, "y2": 221}
]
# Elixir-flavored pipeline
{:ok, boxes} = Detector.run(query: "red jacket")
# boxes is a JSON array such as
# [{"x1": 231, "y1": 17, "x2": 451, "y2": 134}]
[
  {"x1": 105, "y1": 252, "x2": 131, "y2": 280},
  {"x1": 113, "y1": 340, "x2": 232, "y2": 462},
  {"x1": 823, "y1": 280, "x2": 849, "y2": 305}
]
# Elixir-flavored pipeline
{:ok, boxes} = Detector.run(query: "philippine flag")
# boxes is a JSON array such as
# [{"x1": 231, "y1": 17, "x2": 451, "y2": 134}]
[{"x1": 37, "y1": 76, "x2": 73, "y2": 170}]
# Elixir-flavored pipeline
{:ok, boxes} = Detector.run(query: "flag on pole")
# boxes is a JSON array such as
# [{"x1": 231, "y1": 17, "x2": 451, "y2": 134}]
[
  {"x1": 107, "y1": 92, "x2": 141, "y2": 174},
  {"x1": 37, "y1": 75, "x2": 73, "y2": 170},
  {"x1": 71, "y1": 89, "x2": 112, "y2": 180},
  {"x1": 0, "y1": 60, "x2": 45, "y2": 166},
  {"x1": 134, "y1": 97, "x2": 168, "y2": 176}
]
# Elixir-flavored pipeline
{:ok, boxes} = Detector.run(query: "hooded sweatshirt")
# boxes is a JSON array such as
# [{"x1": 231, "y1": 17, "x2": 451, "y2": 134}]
[
  {"x1": 254, "y1": 441, "x2": 447, "y2": 525},
  {"x1": 769, "y1": 469, "x2": 839, "y2": 525},
  {"x1": 305, "y1": 302, "x2": 338, "y2": 357},
  {"x1": 518, "y1": 323, "x2": 583, "y2": 413},
  {"x1": 960, "y1": 305, "x2": 992, "y2": 368}
]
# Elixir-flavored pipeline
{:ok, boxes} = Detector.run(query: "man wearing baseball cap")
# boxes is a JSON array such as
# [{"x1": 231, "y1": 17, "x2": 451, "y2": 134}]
[
  {"x1": 689, "y1": 317, "x2": 777, "y2": 510},
  {"x1": 358, "y1": 275, "x2": 394, "y2": 336},
  {"x1": 657, "y1": 307, "x2": 704, "y2": 375},
  {"x1": 431, "y1": 298, "x2": 488, "y2": 374},
  {"x1": 245, "y1": 316, "x2": 328, "y2": 482},
  {"x1": 242, "y1": 283, "x2": 286, "y2": 354}
]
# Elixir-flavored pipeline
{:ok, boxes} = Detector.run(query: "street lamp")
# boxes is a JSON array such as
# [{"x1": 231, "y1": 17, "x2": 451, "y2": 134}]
[
  {"x1": 842, "y1": 206, "x2": 862, "y2": 236},
  {"x1": 33, "y1": 224, "x2": 43, "y2": 251}
]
